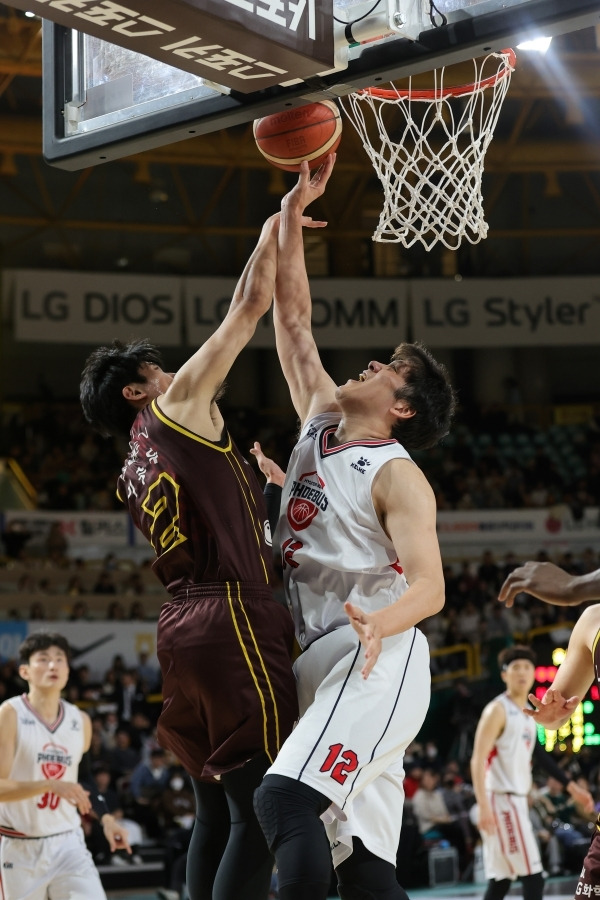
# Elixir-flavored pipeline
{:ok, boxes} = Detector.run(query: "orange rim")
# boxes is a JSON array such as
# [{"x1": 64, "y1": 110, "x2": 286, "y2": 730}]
[{"x1": 361, "y1": 48, "x2": 516, "y2": 101}]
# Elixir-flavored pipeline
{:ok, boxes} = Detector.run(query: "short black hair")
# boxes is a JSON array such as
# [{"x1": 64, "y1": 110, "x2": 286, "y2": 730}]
[
  {"x1": 389, "y1": 342, "x2": 456, "y2": 450},
  {"x1": 19, "y1": 631, "x2": 71, "y2": 666},
  {"x1": 498, "y1": 644, "x2": 536, "y2": 669},
  {"x1": 80, "y1": 339, "x2": 164, "y2": 437}
]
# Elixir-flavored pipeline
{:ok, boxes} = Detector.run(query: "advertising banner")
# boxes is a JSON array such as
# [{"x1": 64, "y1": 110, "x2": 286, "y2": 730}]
[
  {"x1": 184, "y1": 277, "x2": 408, "y2": 348},
  {"x1": 412, "y1": 277, "x2": 600, "y2": 347},
  {"x1": 9, "y1": 270, "x2": 182, "y2": 345}
]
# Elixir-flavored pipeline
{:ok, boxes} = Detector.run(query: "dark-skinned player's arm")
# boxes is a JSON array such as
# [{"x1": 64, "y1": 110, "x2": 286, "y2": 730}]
[
  {"x1": 273, "y1": 155, "x2": 339, "y2": 427},
  {"x1": 498, "y1": 561, "x2": 600, "y2": 609},
  {"x1": 524, "y1": 604, "x2": 600, "y2": 730}
]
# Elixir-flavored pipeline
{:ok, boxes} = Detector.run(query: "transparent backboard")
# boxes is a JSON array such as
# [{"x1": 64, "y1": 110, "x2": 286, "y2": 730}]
[{"x1": 42, "y1": 0, "x2": 600, "y2": 169}]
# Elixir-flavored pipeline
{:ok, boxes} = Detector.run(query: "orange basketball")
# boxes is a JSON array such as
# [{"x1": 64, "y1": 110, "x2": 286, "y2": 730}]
[{"x1": 253, "y1": 101, "x2": 342, "y2": 172}]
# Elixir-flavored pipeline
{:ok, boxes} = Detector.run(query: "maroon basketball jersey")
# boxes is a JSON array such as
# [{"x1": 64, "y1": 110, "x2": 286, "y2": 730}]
[{"x1": 117, "y1": 400, "x2": 275, "y2": 593}]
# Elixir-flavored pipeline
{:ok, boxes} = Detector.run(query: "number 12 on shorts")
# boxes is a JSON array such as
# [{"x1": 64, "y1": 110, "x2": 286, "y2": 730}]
[{"x1": 320, "y1": 743, "x2": 358, "y2": 784}]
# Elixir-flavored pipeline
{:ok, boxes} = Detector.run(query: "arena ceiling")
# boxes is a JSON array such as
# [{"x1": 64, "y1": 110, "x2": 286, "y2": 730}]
[{"x1": 2, "y1": 4, "x2": 600, "y2": 280}]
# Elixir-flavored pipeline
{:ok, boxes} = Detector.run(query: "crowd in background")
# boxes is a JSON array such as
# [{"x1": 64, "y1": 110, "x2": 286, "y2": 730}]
[{"x1": 2, "y1": 400, "x2": 600, "y2": 513}]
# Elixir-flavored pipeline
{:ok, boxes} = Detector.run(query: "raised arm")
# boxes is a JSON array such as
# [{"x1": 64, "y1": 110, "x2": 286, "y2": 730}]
[
  {"x1": 345, "y1": 458, "x2": 445, "y2": 678},
  {"x1": 159, "y1": 213, "x2": 281, "y2": 436},
  {"x1": 525, "y1": 604, "x2": 599, "y2": 730},
  {"x1": 274, "y1": 156, "x2": 339, "y2": 425},
  {"x1": 499, "y1": 561, "x2": 600, "y2": 608}
]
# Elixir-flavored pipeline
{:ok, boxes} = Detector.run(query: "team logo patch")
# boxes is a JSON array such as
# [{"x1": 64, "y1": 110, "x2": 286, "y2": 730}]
[
  {"x1": 286, "y1": 471, "x2": 327, "y2": 532},
  {"x1": 38, "y1": 742, "x2": 71, "y2": 780}
]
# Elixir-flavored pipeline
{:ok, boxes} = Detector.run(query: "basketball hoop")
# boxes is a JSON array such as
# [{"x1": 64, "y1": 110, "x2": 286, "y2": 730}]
[{"x1": 341, "y1": 49, "x2": 516, "y2": 250}]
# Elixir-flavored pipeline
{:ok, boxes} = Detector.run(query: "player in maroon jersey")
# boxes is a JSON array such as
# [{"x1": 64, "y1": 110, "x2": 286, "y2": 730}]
[{"x1": 79, "y1": 182, "x2": 328, "y2": 900}]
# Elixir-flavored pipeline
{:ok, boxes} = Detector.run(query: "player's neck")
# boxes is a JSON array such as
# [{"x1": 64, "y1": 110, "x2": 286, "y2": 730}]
[
  {"x1": 26, "y1": 687, "x2": 63, "y2": 723},
  {"x1": 335, "y1": 414, "x2": 390, "y2": 445},
  {"x1": 506, "y1": 687, "x2": 529, "y2": 707}
]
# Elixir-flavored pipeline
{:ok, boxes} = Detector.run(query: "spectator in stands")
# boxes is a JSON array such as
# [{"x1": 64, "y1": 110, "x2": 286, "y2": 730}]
[
  {"x1": 108, "y1": 727, "x2": 140, "y2": 782},
  {"x1": 69, "y1": 599, "x2": 91, "y2": 621},
  {"x1": 114, "y1": 668, "x2": 149, "y2": 724},
  {"x1": 66, "y1": 575, "x2": 87, "y2": 596},
  {"x1": 412, "y1": 767, "x2": 469, "y2": 873},
  {"x1": 93, "y1": 571, "x2": 118, "y2": 595},
  {"x1": 44, "y1": 521, "x2": 69, "y2": 566},
  {"x1": 129, "y1": 747, "x2": 172, "y2": 839},
  {"x1": 106, "y1": 600, "x2": 126, "y2": 619},
  {"x1": 1, "y1": 521, "x2": 32, "y2": 559},
  {"x1": 136, "y1": 651, "x2": 159, "y2": 692},
  {"x1": 29, "y1": 601, "x2": 46, "y2": 620},
  {"x1": 127, "y1": 599, "x2": 145, "y2": 620},
  {"x1": 83, "y1": 763, "x2": 144, "y2": 865}
]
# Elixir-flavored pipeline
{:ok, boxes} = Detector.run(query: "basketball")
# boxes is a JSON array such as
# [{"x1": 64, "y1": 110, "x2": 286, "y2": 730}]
[{"x1": 253, "y1": 101, "x2": 342, "y2": 172}]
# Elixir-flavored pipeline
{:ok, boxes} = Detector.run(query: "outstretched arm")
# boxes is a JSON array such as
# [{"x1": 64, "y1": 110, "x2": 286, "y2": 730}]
[
  {"x1": 525, "y1": 604, "x2": 599, "y2": 729},
  {"x1": 274, "y1": 156, "x2": 339, "y2": 425},
  {"x1": 498, "y1": 561, "x2": 600, "y2": 608},
  {"x1": 159, "y1": 213, "x2": 281, "y2": 437}
]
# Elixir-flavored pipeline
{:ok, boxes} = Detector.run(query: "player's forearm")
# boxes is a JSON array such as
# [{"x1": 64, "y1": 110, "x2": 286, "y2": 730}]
[
  {"x1": 230, "y1": 218, "x2": 278, "y2": 320},
  {"x1": 275, "y1": 200, "x2": 312, "y2": 327},
  {"x1": 373, "y1": 578, "x2": 444, "y2": 638},
  {"x1": 0, "y1": 778, "x2": 54, "y2": 802}
]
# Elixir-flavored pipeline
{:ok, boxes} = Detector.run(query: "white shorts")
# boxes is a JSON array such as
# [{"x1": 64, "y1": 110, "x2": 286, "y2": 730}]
[
  {"x1": 0, "y1": 827, "x2": 106, "y2": 900},
  {"x1": 481, "y1": 793, "x2": 542, "y2": 881},
  {"x1": 267, "y1": 624, "x2": 431, "y2": 868}
]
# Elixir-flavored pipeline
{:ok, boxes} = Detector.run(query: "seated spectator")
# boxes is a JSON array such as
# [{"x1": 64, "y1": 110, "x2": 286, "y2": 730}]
[
  {"x1": 136, "y1": 651, "x2": 159, "y2": 692},
  {"x1": 69, "y1": 599, "x2": 91, "y2": 621},
  {"x1": 129, "y1": 748, "x2": 172, "y2": 839},
  {"x1": 44, "y1": 521, "x2": 69, "y2": 566},
  {"x1": 412, "y1": 767, "x2": 469, "y2": 874},
  {"x1": 93, "y1": 571, "x2": 117, "y2": 595},
  {"x1": 29, "y1": 601, "x2": 46, "y2": 621},
  {"x1": 66, "y1": 575, "x2": 86, "y2": 596},
  {"x1": 114, "y1": 669, "x2": 150, "y2": 724},
  {"x1": 106, "y1": 600, "x2": 126, "y2": 620},
  {"x1": 2, "y1": 521, "x2": 32, "y2": 560},
  {"x1": 108, "y1": 727, "x2": 140, "y2": 783},
  {"x1": 82, "y1": 763, "x2": 144, "y2": 865}
]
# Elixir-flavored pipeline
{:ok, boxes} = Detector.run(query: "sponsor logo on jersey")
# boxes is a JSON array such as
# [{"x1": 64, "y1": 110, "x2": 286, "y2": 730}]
[
  {"x1": 70, "y1": 717, "x2": 81, "y2": 731},
  {"x1": 3, "y1": 862, "x2": 13, "y2": 868},
  {"x1": 37, "y1": 742, "x2": 72, "y2": 779},
  {"x1": 287, "y1": 471, "x2": 328, "y2": 531},
  {"x1": 263, "y1": 519, "x2": 273, "y2": 547},
  {"x1": 501, "y1": 810, "x2": 518, "y2": 854},
  {"x1": 19, "y1": 717, "x2": 36, "y2": 726},
  {"x1": 350, "y1": 456, "x2": 371, "y2": 474},
  {"x1": 307, "y1": 425, "x2": 318, "y2": 441}
]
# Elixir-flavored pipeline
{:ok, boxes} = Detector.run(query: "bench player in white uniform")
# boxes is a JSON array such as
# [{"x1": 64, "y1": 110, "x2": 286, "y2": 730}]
[
  {"x1": 0, "y1": 631, "x2": 131, "y2": 900},
  {"x1": 253, "y1": 155, "x2": 456, "y2": 900},
  {"x1": 470, "y1": 644, "x2": 592, "y2": 900}
]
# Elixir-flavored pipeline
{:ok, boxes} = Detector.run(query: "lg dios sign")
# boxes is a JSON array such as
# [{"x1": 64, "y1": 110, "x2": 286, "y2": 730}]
[{"x1": 21, "y1": 290, "x2": 174, "y2": 325}]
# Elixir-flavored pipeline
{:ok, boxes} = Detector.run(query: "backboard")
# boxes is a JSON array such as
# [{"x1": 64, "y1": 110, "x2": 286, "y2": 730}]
[{"x1": 29, "y1": 0, "x2": 600, "y2": 169}]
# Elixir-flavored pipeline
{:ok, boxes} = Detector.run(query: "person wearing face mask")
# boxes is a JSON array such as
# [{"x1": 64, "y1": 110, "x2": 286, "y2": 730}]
[{"x1": 156, "y1": 768, "x2": 197, "y2": 900}]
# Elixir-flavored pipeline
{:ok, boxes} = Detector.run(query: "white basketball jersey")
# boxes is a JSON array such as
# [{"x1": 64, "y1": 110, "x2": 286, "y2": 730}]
[
  {"x1": 485, "y1": 693, "x2": 537, "y2": 795},
  {"x1": 0, "y1": 695, "x2": 85, "y2": 838},
  {"x1": 278, "y1": 412, "x2": 413, "y2": 649}
]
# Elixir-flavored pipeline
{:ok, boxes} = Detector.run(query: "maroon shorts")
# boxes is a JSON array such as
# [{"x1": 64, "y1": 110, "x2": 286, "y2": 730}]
[
  {"x1": 575, "y1": 819, "x2": 600, "y2": 897},
  {"x1": 156, "y1": 581, "x2": 298, "y2": 781}
]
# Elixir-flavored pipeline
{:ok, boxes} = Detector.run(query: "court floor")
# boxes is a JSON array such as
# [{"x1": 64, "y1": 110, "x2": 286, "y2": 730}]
[{"x1": 106, "y1": 873, "x2": 579, "y2": 900}]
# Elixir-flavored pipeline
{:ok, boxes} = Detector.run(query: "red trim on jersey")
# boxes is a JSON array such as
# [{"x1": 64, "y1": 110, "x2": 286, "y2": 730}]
[
  {"x1": 320, "y1": 427, "x2": 398, "y2": 456},
  {"x1": 21, "y1": 694, "x2": 65, "y2": 734},
  {"x1": 0, "y1": 825, "x2": 28, "y2": 838},
  {"x1": 391, "y1": 558, "x2": 404, "y2": 575}
]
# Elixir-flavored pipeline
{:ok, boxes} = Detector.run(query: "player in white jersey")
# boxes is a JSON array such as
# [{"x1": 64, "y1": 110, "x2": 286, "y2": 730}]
[
  {"x1": 0, "y1": 631, "x2": 131, "y2": 900},
  {"x1": 253, "y1": 154, "x2": 457, "y2": 900},
  {"x1": 470, "y1": 645, "x2": 592, "y2": 900}
]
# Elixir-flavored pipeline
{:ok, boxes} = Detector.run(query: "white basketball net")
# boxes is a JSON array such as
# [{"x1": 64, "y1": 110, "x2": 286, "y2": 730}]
[{"x1": 341, "y1": 49, "x2": 516, "y2": 250}]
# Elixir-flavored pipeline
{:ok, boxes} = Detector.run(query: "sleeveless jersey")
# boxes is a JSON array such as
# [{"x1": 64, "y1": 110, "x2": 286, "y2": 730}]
[
  {"x1": 278, "y1": 412, "x2": 412, "y2": 649},
  {"x1": 117, "y1": 400, "x2": 275, "y2": 594},
  {"x1": 0, "y1": 695, "x2": 84, "y2": 838},
  {"x1": 485, "y1": 692, "x2": 537, "y2": 795}
]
